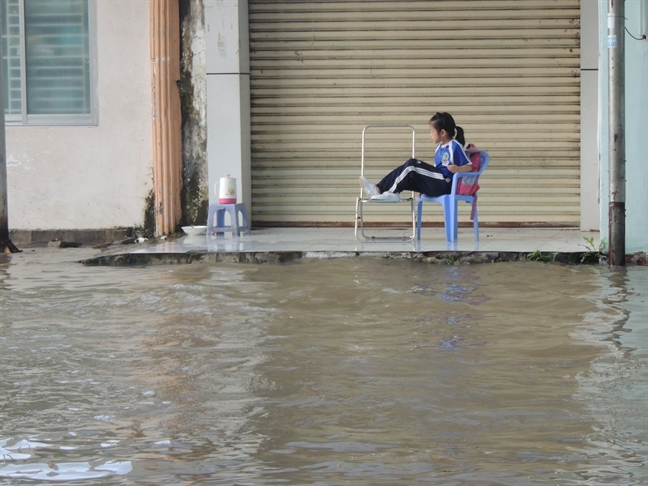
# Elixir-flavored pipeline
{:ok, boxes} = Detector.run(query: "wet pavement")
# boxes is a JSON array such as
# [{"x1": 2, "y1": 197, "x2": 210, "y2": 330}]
[
  {"x1": 73, "y1": 227, "x2": 620, "y2": 266},
  {"x1": 150, "y1": 227, "x2": 599, "y2": 253}
]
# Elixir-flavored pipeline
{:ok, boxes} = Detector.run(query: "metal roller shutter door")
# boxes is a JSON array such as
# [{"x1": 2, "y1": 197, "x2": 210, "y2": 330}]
[{"x1": 249, "y1": 0, "x2": 581, "y2": 226}]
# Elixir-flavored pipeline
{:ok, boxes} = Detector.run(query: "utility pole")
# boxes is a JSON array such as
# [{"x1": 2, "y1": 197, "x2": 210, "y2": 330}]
[
  {"x1": 608, "y1": 0, "x2": 626, "y2": 266},
  {"x1": 0, "y1": 22, "x2": 21, "y2": 253}
]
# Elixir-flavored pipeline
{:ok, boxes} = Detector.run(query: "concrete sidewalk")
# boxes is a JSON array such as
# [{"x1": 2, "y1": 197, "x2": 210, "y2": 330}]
[
  {"x1": 80, "y1": 226, "x2": 648, "y2": 266},
  {"x1": 131, "y1": 227, "x2": 599, "y2": 254}
]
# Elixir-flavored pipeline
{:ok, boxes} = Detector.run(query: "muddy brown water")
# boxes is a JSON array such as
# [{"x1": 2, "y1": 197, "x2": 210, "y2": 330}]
[{"x1": 0, "y1": 249, "x2": 646, "y2": 485}]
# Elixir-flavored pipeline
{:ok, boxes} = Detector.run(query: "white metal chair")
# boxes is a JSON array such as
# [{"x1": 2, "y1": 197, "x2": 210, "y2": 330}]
[{"x1": 354, "y1": 124, "x2": 417, "y2": 242}]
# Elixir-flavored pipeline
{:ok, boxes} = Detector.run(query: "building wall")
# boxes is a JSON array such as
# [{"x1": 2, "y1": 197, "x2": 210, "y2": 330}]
[
  {"x1": 205, "y1": 0, "x2": 251, "y2": 213},
  {"x1": 599, "y1": 0, "x2": 648, "y2": 253},
  {"x1": 208, "y1": 2, "x2": 603, "y2": 229},
  {"x1": 179, "y1": 0, "x2": 209, "y2": 226},
  {"x1": 6, "y1": 1, "x2": 152, "y2": 231}
]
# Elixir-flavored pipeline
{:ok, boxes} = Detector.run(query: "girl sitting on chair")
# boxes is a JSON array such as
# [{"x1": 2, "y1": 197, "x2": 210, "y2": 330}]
[{"x1": 360, "y1": 112, "x2": 473, "y2": 200}]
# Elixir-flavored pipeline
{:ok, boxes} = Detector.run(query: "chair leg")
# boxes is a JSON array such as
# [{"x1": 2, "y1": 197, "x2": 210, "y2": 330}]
[
  {"x1": 238, "y1": 204, "x2": 251, "y2": 234},
  {"x1": 416, "y1": 200, "x2": 423, "y2": 240},
  {"x1": 207, "y1": 204, "x2": 216, "y2": 235},
  {"x1": 442, "y1": 200, "x2": 453, "y2": 242},
  {"x1": 410, "y1": 198, "x2": 416, "y2": 240},
  {"x1": 215, "y1": 209, "x2": 226, "y2": 235},
  {"x1": 452, "y1": 199, "x2": 459, "y2": 241},
  {"x1": 469, "y1": 197, "x2": 479, "y2": 241},
  {"x1": 354, "y1": 198, "x2": 362, "y2": 241},
  {"x1": 226, "y1": 206, "x2": 239, "y2": 236}
]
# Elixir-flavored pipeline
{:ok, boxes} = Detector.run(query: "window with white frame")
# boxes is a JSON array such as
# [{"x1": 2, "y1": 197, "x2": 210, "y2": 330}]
[{"x1": 1, "y1": 0, "x2": 94, "y2": 125}]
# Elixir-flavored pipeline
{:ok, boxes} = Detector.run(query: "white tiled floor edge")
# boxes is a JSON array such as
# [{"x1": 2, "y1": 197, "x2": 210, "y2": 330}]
[{"x1": 132, "y1": 228, "x2": 600, "y2": 255}]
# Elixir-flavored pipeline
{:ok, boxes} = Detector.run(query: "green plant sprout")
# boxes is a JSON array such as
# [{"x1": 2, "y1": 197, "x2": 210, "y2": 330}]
[
  {"x1": 580, "y1": 236, "x2": 607, "y2": 264},
  {"x1": 527, "y1": 250, "x2": 556, "y2": 263}
]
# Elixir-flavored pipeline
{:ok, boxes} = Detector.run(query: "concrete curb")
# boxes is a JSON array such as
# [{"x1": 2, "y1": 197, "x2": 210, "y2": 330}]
[{"x1": 78, "y1": 250, "x2": 643, "y2": 267}]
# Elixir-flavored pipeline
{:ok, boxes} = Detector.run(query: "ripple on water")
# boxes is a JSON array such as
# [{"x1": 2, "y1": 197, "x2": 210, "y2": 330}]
[
  {"x1": 0, "y1": 460, "x2": 132, "y2": 482},
  {"x1": 0, "y1": 257, "x2": 645, "y2": 485}
]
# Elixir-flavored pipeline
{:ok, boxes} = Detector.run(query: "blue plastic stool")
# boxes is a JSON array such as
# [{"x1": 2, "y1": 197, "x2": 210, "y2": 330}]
[{"x1": 207, "y1": 203, "x2": 250, "y2": 236}]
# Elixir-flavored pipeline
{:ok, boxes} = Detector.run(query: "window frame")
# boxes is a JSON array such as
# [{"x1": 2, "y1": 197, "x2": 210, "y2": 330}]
[{"x1": 2, "y1": 0, "x2": 98, "y2": 126}]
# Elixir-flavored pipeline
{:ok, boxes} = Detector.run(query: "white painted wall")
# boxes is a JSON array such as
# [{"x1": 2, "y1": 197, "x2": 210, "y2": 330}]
[
  {"x1": 599, "y1": 0, "x2": 648, "y2": 253},
  {"x1": 6, "y1": 0, "x2": 152, "y2": 230}
]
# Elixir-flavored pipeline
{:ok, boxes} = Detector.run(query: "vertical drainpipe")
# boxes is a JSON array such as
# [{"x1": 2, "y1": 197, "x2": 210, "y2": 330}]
[
  {"x1": 150, "y1": 0, "x2": 182, "y2": 236},
  {"x1": 608, "y1": 0, "x2": 626, "y2": 266}
]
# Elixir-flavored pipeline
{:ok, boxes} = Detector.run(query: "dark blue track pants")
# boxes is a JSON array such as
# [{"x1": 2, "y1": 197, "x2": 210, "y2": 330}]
[{"x1": 375, "y1": 158, "x2": 452, "y2": 197}]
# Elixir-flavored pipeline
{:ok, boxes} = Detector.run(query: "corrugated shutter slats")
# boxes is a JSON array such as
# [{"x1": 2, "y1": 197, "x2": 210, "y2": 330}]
[{"x1": 249, "y1": 0, "x2": 580, "y2": 225}]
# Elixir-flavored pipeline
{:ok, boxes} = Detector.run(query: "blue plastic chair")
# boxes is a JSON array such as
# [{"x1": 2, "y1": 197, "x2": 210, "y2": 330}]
[{"x1": 416, "y1": 150, "x2": 489, "y2": 242}]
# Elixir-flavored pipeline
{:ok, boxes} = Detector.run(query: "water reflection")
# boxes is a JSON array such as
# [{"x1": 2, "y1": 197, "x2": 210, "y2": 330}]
[
  {"x1": 571, "y1": 266, "x2": 647, "y2": 483},
  {"x1": 0, "y1": 250, "x2": 645, "y2": 485}
]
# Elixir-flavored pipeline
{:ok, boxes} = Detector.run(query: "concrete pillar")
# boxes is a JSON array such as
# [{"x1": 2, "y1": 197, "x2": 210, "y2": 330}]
[
  {"x1": 580, "y1": 0, "x2": 600, "y2": 232},
  {"x1": 204, "y1": 1, "x2": 251, "y2": 215},
  {"x1": 151, "y1": 0, "x2": 182, "y2": 235}
]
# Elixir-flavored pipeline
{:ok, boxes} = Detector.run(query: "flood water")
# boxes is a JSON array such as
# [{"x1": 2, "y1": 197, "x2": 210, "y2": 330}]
[{"x1": 0, "y1": 249, "x2": 646, "y2": 485}]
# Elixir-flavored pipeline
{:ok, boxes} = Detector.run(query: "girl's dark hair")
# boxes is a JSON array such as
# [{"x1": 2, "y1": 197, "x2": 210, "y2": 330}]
[{"x1": 430, "y1": 112, "x2": 466, "y2": 146}]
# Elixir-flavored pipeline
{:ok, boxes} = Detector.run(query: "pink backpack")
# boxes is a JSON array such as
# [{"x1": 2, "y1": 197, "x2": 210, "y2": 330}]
[{"x1": 456, "y1": 143, "x2": 481, "y2": 196}]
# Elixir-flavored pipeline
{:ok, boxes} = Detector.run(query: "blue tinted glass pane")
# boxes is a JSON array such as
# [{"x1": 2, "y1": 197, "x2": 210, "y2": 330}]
[
  {"x1": 2, "y1": 0, "x2": 23, "y2": 115},
  {"x1": 24, "y1": 0, "x2": 90, "y2": 115}
]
